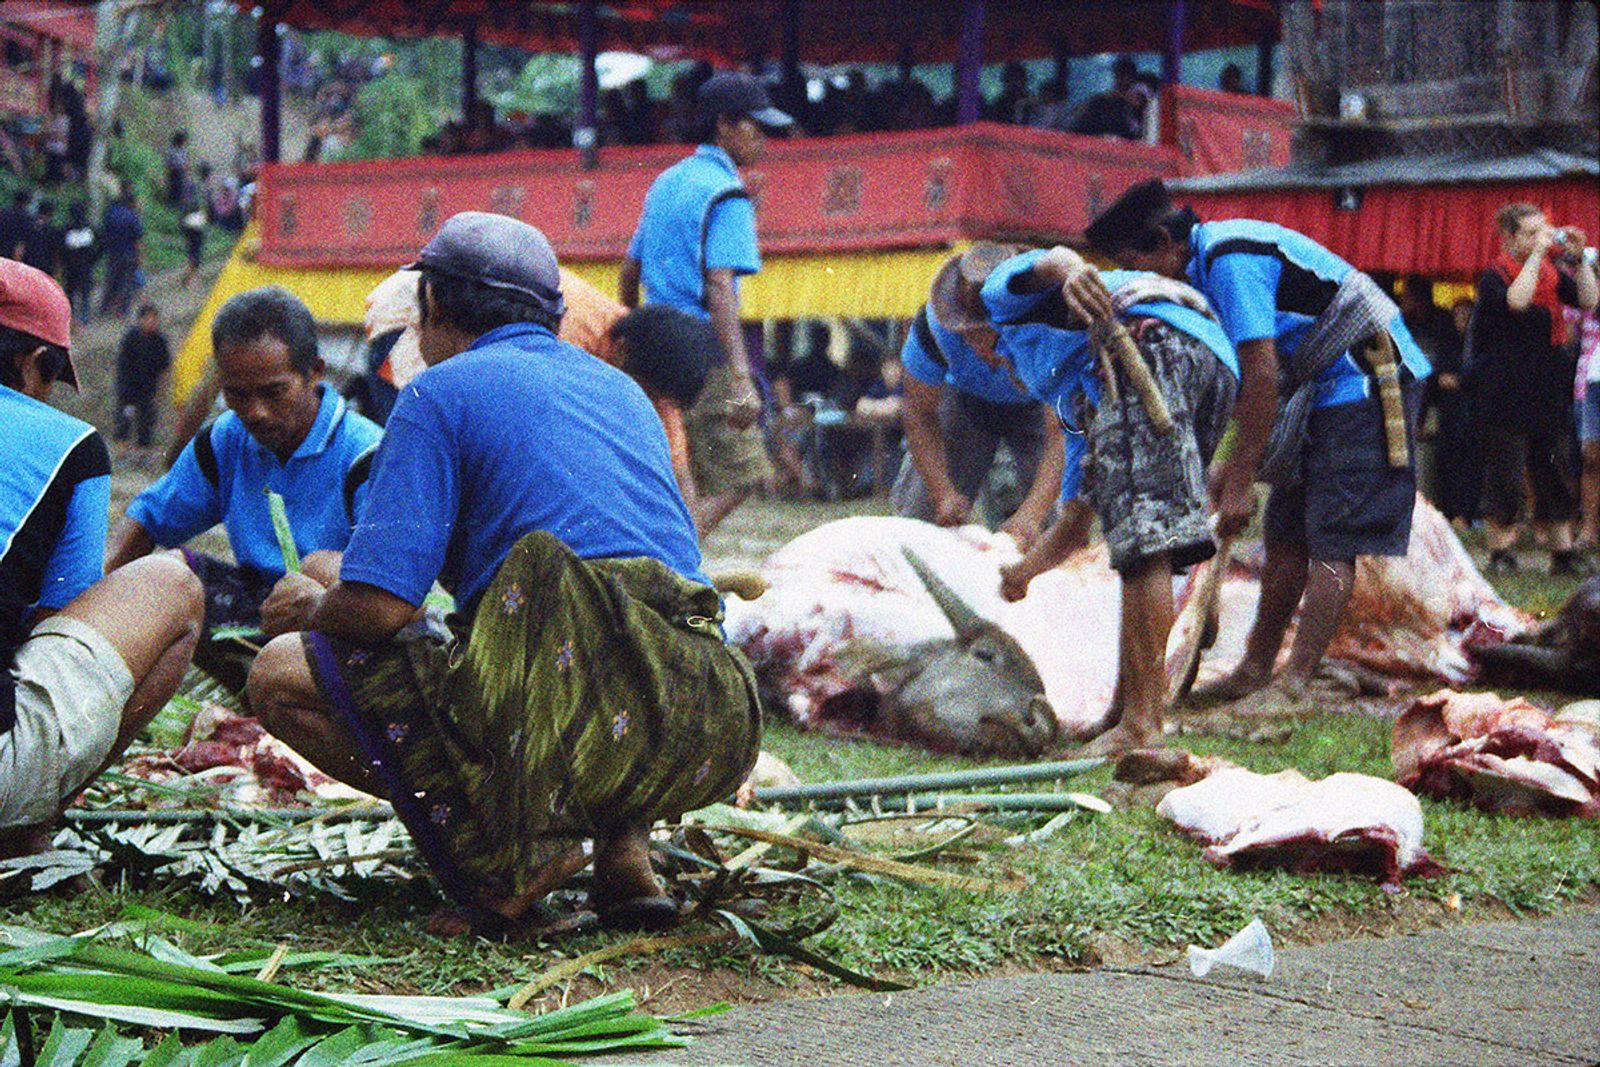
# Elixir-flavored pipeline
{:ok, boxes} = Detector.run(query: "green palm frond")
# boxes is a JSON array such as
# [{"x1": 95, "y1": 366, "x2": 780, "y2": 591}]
[{"x1": 0, "y1": 926, "x2": 688, "y2": 1066}]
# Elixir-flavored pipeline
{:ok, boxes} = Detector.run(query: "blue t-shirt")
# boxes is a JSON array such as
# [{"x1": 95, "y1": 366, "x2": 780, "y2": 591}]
[
  {"x1": 901, "y1": 302, "x2": 1036, "y2": 406},
  {"x1": 2, "y1": 386, "x2": 111, "y2": 731},
  {"x1": 1187, "y1": 219, "x2": 1430, "y2": 408},
  {"x1": 101, "y1": 202, "x2": 143, "y2": 258},
  {"x1": 982, "y1": 255, "x2": 1239, "y2": 501},
  {"x1": 627, "y1": 144, "x2": 760, "y2": 320},
  {"x1": 340, "y1": 323, "x2": 709, "y2": 614},
  {"x1": 129, "y1": 385, "x2": 382, "y2": 577}
]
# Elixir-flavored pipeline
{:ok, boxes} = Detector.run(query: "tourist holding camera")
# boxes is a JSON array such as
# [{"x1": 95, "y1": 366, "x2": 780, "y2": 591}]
[{"x1": 1473, "y1": 203, "x2": 1599, "y2": 576}]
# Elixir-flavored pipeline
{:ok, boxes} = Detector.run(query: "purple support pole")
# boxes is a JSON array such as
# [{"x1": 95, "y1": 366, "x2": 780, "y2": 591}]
[
  {"x1": 955, "y1": 0, "x2": 984, "y2": 124},
  {"x1": 462, "y1": 21, "x2": 479, "y2": 124},
  {"x1": 1256, "y1": 32, "x2": 1275, "y2": 96},
  {"x1": 1161, "y1": 0, "x2": 1187, "y2": 86},
  {"x1": 258, "y1": 16, "x2": 280, "y2": 163},
  {"x1": 577, "y1": 0, "x2": 599, "y2": 167},
  {"x1": 782, "y1": 0, "x2": 801, "y2": 83}
]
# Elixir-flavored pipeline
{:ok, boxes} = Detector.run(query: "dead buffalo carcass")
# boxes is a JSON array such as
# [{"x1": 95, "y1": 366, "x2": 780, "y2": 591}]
[
  {"x1": 724, "y1": 517, "x2": 1079, "y2": 756},
  {"x1": 1470, "y1": 577, "x2": 1600, "y2": 696},
  {"x1": 725, "y1": 498, "x2": 1526, "y2": 756},
  {"x1": 1193, "y1": 496, "x2": 1529, "y2": 690}
]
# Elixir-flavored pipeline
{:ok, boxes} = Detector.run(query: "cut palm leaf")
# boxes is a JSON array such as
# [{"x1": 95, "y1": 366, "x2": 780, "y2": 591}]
[{"x1": 265, "y1": 490, "x2": 301, "y2": 574}]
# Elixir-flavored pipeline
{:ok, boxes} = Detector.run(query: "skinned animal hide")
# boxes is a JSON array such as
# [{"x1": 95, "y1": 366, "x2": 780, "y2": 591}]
[
  {"x1": 728, "y1": 498, "x2": 1527, "y2": 752},
  {"x1": 1393, "y1": 689, "x2": 1600, "y2": 818},
  {"x1": 1157, "y1": 767, "x2": 1445, "y2": 888}
]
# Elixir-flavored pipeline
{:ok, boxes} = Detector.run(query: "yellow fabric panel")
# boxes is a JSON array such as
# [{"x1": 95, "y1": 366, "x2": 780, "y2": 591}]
[
  {"x1": 1434, "y1": 281, "x2": 1476, "y2": 309},
  {"x1": 173, "y1": 225, "x2": 391, "y2": 401},
  {"x1": 565, "y1": 248, "x2": 956, "y2": 320},
  {"x1": 176, "y1": 241, "x2": 962, "y2": 402}
]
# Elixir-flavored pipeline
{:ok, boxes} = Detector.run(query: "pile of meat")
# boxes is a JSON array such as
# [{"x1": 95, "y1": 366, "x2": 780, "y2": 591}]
[
  {"x1": 1152, "y1": 757, "x2": 1444, "y2": 889},
  {"x1": 118, "y1": 705, "x2": 371, "y2": 807},
  {"x1": 1393, "y1": 690, "x2": 1600, "y2": 818}
]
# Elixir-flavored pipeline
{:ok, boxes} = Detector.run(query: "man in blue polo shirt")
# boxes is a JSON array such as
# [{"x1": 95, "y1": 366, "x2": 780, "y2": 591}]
[
  {"x1": 247, "y1": 213, "x2": 759, "y2": 938},
  {"x1": 1083, "y1": 180, "x2": 1431, "y2": 708},
  {"x1": 2, "y1": 259, "x2": 203, "y2": 854},
  {"x1": 107, "y1": 286, "x2": 381, "y2": 695},
  {"x1": 892, "y1": 246, "x2": 1065, "y2": 550},
  {"x1": 620, "y1": 71, "x2": 792, "y2": 536},
  {"x1": 970, "y1": 246, "x2": 1238, "y2": 755}
]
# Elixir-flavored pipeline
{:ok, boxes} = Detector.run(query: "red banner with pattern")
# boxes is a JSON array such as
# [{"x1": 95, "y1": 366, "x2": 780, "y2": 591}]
[
  {"x1": 254, "y1": 123, "x2": 1180, "y2": 267},
  {"x1": 1163, "y1": 85, "x2": 1296, "y2": 178}
]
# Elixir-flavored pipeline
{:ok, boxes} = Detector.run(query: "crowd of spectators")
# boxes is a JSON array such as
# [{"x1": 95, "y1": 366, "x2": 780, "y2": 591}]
[
  {"x1": 1, "y1": 75, "x2": 93, "y2": 186},
  {"x1": 416, "y1": 54, "x2": 1212, "y2": 157}
]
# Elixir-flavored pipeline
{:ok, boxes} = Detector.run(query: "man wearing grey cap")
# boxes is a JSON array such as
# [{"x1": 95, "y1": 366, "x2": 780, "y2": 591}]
[
  {"x1": 248, "y1": 212, "x2": 761, "y2": 937},
  {"x1": 621, "y1": 71, "x2": 793, "y2": 535}
]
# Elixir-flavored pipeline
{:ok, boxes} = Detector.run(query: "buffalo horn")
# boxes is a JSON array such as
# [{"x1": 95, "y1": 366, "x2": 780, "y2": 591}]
[{"x1": 902, "y1": 547, "x2": 990, "y2": 643}]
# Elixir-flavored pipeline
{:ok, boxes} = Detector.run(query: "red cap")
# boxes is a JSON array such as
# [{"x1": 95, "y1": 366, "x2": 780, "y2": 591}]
[{"x1": 0, "y1": 257, "x2": 77, "y2": 390}]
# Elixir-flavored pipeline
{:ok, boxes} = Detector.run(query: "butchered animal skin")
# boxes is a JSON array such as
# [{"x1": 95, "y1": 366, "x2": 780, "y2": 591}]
[
  {"x1": 726, "y1": 500, "x2": 1527, "y2": 756},
  {"x1": 1393, "y1": 689, "x2": 1600, "y2": 819}
]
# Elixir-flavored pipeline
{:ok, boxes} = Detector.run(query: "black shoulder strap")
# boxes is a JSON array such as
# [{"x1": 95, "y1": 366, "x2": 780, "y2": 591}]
[
  {"x1": 912, "y1": 305, "x2": 947, "y2": 370},
  {"x1": 193, "y1": 420, "x2": 220, "y2": 488},
  {"x1": 699, "y1": 187, "x2": 751, "y2": 311},
  {"x1": 342, "y1": 444, "x2": 378, "y2": 524}
]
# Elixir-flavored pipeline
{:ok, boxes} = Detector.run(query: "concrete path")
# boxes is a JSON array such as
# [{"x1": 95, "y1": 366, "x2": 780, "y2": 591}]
[{"x1": 624, "y1": 912, "x2": 1598, "y2": 1067}]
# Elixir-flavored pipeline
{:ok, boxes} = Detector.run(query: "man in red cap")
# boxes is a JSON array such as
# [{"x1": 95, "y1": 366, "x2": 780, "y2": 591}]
[{"x1": 0, "y1": 258, "x2": 204, "y2": 858}]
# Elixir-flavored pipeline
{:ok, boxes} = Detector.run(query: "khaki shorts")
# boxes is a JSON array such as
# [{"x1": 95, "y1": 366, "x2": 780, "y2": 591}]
[
  {"x1": 0, "y1": 616, "x2": 132, "y2": 827},
  {"x1": 686, "y1": 364, "x2": 775, "y2": 497}
]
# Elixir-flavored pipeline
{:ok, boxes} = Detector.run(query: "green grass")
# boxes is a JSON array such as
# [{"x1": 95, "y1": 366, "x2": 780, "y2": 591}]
[
  {"x1": 10, "y1": 713, "x2": 1595, "y2": 1008},
  {"x1": 3, "y1": 512, "x2": 1596, "y2": 1010}
]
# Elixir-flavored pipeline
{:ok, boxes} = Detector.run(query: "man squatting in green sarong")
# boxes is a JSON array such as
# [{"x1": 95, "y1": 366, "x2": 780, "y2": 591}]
[{"x1": 247, "y1": 212, "x2": 762, "y2": 936}]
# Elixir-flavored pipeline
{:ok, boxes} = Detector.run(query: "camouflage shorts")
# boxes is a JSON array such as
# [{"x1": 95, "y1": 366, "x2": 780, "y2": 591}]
[
  {"x1": 1073, "y1": 320, "x2": 1238, "y2": 573},
  {"x1": 686, "y1": 364, "x2": 775, "y2": 497}
]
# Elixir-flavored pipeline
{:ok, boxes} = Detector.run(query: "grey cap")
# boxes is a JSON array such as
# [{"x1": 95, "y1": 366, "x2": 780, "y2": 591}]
[
  {"x1": 407, "y1": 211, "x2": 565, "y2": 317},
  {"x1": 697, "y1": 71, "x2": 794, "y2": 130}
]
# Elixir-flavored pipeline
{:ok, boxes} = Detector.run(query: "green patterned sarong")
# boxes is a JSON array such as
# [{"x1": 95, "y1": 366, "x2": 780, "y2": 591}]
[{"x1": 303, "y1": 531, "x2": 762, "y2": 919}]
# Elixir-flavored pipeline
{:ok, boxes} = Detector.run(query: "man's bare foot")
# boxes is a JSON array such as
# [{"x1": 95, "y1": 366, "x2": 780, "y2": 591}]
[
  {"x1": 1185, "y1": 665, "x2": 1272, "y2": 708},
  {"x1": 425, "y1": 904, "x2": 598, "y2": 941},
  {"x1": 1074, "y1": 722, "x2": 1160, "y2": 758},
  {"x1": 591, "y1": 822, "x2": 678, "y2": 931},
  {"x1": 1217, "y1": 677, "x2": 1319, "y2": 720}
]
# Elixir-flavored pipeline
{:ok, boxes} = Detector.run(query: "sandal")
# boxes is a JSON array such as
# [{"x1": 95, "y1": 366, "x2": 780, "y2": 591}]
[{"x1": 594, "y1": 895, "x2": 680, "y2": 932}]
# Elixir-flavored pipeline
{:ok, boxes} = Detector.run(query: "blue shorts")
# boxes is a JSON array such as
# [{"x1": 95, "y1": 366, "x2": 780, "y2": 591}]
[
  {"x1": 1263, "y1": 381, "x2": 1421, "y2": 562},
  {"x1": 1578, "y1": 390, "x2": 1600, "y2": 444}
]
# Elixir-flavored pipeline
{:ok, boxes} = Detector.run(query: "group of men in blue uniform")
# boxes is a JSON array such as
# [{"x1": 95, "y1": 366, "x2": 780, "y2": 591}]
[
  {"x1": 0, "y1": 76, "x2": 782, "y2": 929},
  {"x1": 3, "y1": 65, "x2": 1434, "y2": 923},
  {"x1": 896, "y1": 179, "x2": 1431, "y2": 754}
]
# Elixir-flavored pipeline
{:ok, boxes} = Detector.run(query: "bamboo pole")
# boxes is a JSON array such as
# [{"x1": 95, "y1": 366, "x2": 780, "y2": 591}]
[{"x1": 750, "y1": 758, "x2": 1105, "y2": 805}]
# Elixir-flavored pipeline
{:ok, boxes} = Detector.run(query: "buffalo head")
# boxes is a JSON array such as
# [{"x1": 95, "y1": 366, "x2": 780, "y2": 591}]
[{"x1": 856, "y1": 549, "x2": 1060, "y2": 756}]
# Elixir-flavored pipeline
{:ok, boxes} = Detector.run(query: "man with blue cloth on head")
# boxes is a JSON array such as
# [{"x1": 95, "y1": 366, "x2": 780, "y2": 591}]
[
  {"x1": 963, "y1": 243, "x2": 1239, "y2": 755},
  {"x1": 891, "y1": 248, "x2": 1065, "y2": 551},
  {"x1": 1081, "y1": 181, "x2": 1431, "y2": 711}
]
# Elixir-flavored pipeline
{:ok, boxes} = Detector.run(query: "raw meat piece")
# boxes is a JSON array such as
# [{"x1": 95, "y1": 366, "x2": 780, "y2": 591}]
[
  {"x1": 1393, "y1": 689, "x2": 1600, "y2": 818},
  {"x1": 1158, "y1": 767, "x2": 1443, "y2": 888}
]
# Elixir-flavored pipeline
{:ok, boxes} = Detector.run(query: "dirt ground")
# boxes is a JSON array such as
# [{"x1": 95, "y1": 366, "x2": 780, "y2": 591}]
[{"x1": 614, "y1": 912, "x2": 1600, "y2": 1067}]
